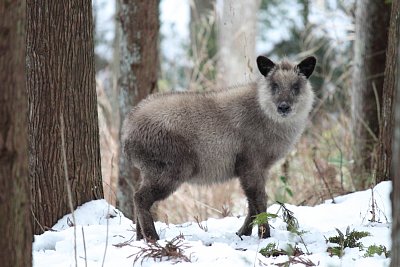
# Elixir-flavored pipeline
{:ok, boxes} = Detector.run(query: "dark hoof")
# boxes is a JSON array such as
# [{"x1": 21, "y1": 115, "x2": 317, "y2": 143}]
[
  {"x1": 136, "y1": 229, "x2": 143, "y2": 241},
  {"x1": 143, "y1": 230, "x2": 160, "y2": 242},
  {"x1": 236, "y1": 225, "x2": 253, "y2": 240},
  {"x1": 235, "y1": 232, "x2": 244, "y2": 240},
  {"x1": 136, "y1": 230, "x2": 160, "y2": 241}
]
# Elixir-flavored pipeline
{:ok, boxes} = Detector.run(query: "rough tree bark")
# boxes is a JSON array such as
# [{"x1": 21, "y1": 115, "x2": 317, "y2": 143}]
[
  {"x1": 376, "y1": 0, "x2": 399, "y2": 183},
  {"x1": 390, "y1": 3, "x2": 400, "y2": 267},
  {"x1": 0, "y1": 1, "x2": 32, "y2": 266},
  {"x1": 351, "y1": 0, "x2": 391, "y2": 189},
  {"x1": 217, "y1": 0, "x2": 261, "y2": 87},
  {"x1": 27, "y1": 0, "x2": 104, "y2": 234},
  {"x1": 117, "y1": 0, "x2": 159, "y2": 219}
]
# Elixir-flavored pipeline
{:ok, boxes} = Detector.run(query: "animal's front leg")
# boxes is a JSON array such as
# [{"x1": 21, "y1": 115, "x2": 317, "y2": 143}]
[
  {"x1": 236, "y1": 201, "x2": 257, "y2": 237},
  {"x1": 237, "y1": 172, "x2": 270, "y2": 239}
]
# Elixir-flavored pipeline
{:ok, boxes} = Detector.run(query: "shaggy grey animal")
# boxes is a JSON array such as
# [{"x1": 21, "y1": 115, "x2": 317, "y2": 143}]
[{"x1": 122, "y1": 55, "x2": 316, "y2": 241}]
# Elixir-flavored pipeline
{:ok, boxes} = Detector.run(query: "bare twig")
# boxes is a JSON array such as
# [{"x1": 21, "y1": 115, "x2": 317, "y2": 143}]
[
  {"x1": 31, "y1": 208, "x2": 46, "y2": 233},
  {"x1": 194, "y1": 216, "x2": 208, "y2": 232},
  {"x1": 60, "y1": 115, "x2": 78, "y2": 267},
  {"x1": 258, "y1": 242, "x2": 316, "y2": 267},
  {"x1": 283, "y1": 256, "x2": 317, "y2": 266},
  {"x1": 372, "y1": 82, "x2": 381, "y2": 136},
  {"x1": 101, "y1": 202, "x2": 111, "y2": 267},
  {"x1": 192, "y1": 198, "x2": 224, "y2": 215},
  {"x1": 113, "y1": 234, "x2": 135, "y2": 248},
  {"x1": 332, "y1": 136, "x2": 345, "y2": 191},
  {"x1": 221, "y1": 204, "x2": 232, "y2": 218},
  {"x1": 81, "y1": 227, "x2": 87, "y2": 267},
  {"x1": 370, "y1": 188, "x2": 376, "y2": 223},
  {"x1": 128, "y1": 235, "x2": 191, "y2": 265},
  {"x1": 312, "y1": 158, "x2": 336, "y2": 204},
  {"x1": 102, "y1": 180, "x2": 118, "y2": 204},
  {"x1": 253, "y1": 226, "x2": 266, "y2": 267},
  {"x1": 356, "y1": 114, "x2": 379, "y2": 142},
  {"x1": 102, "y1": 155, "x2": 114, "y2": 267}
]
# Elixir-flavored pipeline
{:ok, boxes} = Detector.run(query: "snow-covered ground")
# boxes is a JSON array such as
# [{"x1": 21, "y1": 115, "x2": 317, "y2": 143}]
[{"x1": 33, "y1": 182, "x2": 392, "y2": 267}]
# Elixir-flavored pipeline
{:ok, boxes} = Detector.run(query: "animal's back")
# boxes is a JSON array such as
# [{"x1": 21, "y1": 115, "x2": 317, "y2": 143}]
[{"x1": 121, "y1": 87, "x2": 252, "y2": 184}]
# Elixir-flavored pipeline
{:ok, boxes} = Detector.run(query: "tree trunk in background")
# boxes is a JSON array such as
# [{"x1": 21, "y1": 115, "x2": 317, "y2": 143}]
[
  {"x1": 117, "y1": 0, "x2": 159, "y2": 219},
  {"x1": 376, "y1": 1, "x2": 399, "y2": 183},
  {"x1": 351, "y1": 0, "x2": 390, "y2": 189},
  {"x1": 0, "y1": 1, "x2": 32, "y2": 266},
  {"x1": 27, "y1": 0, "x2": 104, "y2": 234},
  {"x1": 390, "y1": 15, "x2": 400, "y2": 266},
  {"x1": 217, "y1": 0, "x2": 261, "y2": 87}
]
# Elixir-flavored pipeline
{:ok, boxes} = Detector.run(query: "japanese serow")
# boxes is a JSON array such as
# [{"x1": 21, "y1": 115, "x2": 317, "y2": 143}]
[{"x1": 121, "y1": 55, "x2": 317, "y2": 241}]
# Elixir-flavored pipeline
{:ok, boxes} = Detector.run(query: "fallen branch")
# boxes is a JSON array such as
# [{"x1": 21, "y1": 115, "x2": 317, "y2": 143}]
[{"x1": 128, "y1": 235, "x2": 191, "y2": 266}]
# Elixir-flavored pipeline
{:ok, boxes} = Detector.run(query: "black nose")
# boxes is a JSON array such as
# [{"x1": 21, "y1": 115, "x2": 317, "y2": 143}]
[{"x1": 277, "y1": 102, "x2": 291, "y2": 115}]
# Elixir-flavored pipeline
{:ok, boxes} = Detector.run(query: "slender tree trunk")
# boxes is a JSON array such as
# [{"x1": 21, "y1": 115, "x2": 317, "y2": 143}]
[
  {"x1": 117, "y1": 0, "x2": 159, "y2": 219},
  {"x1": 0, "y1": 1, "x2": 32, "y2": 266},
  {"x1": 217, "y1": 0, "x2": 260, "y2": 87},
  {"x1": 376, "y1": 0, "x2": 399, "y2": 183},
  {"x1": 27, "y1": 0, "x2": 104, "y2": 234},
  {"x1": 351, "y1": 0, "x2": 391, "y2": 189},
  {"x1": 390, "y1": 3, "x2": 400, "y2": 266}
]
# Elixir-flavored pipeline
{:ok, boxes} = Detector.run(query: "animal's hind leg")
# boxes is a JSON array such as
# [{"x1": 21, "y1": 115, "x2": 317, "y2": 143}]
[
  {"x1": 133, "y1": 135, "x2": 196, "y2": 241},
  {"x1": 134, "y1": 181, "x2": 175, "y2": 241},
  {"x1": 134, "y1": 162, "x2": 193, "y2": 241},
  {"x1": 134, "y1": 185, "x2": 157, "y2": 240},
  {"x1": 135, "y1": 216, "x2": 143, "y2": 240}
]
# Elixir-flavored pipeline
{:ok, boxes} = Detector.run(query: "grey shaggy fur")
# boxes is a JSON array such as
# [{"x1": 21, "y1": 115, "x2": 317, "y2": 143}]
[{"x1": 122, "y1": 56, "x2": 317, "y2": 241}]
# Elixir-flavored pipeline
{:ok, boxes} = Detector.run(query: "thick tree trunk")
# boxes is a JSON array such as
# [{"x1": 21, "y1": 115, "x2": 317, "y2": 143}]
[
  {"x1": 0, "y1": 1, "x2": 32, "y2": 266},
  {"x1": 351, "y1": 0, "x2": 391, "y2": 189},
  {"x1": 390, "y1": 3, "x2": 400, "y2": 266},
  {"x1": 376, "y1": 1, "x2": 399, "y2": 183},
  {"x1": 27, "y1": 0, "x2": 104, "y2": 234},
  {"x1": 217, "y1": 0, "x2": 260, "y2": 87},
  {"x1": 117, "y1": 0, "x2": 159, "y2": 219}
]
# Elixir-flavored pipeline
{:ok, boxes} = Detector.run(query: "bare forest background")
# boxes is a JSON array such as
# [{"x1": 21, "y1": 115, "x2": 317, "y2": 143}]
[
  {"x1": 93, "y1": 0, "x2": 395, "y2": 222},
  {"x1": 92, "y1": 1, "x2": 400, "y2": 264},
  {"x1": 0, "y1": 0, "x2": 400, "y2": 266}
]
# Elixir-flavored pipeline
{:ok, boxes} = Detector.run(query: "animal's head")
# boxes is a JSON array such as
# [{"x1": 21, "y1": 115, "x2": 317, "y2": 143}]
[{"x1": 256, "y1": 56, "x2": 316, "y2": 123}]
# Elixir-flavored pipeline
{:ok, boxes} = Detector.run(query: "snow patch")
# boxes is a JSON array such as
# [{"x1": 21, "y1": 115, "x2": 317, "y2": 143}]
[{"x1": 33, "y1": 182, "x2": 392, "y2": 267}]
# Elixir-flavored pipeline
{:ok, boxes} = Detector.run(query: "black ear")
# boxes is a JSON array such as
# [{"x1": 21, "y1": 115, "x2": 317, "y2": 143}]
[
  {"x1": 257, "y1": 56, "x2": 275, "y2": 77},
  {"x1": 297, "y1": 56, "x2": 316, "y2": 79}
]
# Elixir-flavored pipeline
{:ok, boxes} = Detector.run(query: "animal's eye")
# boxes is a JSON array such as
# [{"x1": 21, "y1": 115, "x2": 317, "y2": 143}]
[
  {"x1": 292, "y1": 83, "x2": 300, "y2": 94},
  {"x1": 271, "y1": 82, "x2": 279, "y2": 93}
]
